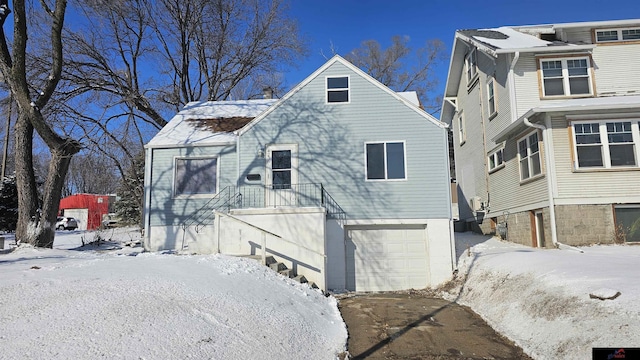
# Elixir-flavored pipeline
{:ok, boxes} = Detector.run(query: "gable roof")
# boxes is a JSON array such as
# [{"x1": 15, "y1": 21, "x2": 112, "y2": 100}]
[
  {"x1": 237, "y1": 55, "x2": 446, "y2": 136},
  {"x1": 145, "y1": 99, "x2": 276, "y2": 149}
]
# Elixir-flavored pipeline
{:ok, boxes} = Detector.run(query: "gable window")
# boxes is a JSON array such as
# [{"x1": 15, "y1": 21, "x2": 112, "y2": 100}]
[
  {"x1": 365, "y1": 141, "x2": 406, "y2": 180},
  {"x1": 488, "y1": 147, "x2": 504, "y2": 173},
  {"x1": 458, "y1": 113, "x2": 466, "y2": 145},
  {"x1": 572, "y1": 120, "x2": 639, "y2": 169},
  {"x1": 596, "y1": 27, "x2": 640, "y2": 43},
  {"x1": 465, "y1": 49, "x2": 478, "y2": 84},
  {"x1": 326, "y1": 76, "x2": 349, "y2": 103},
  {"x1": 518, "y1": 131, "x2": 542, "y2": 181},
  {"x1": 174, "y1": 157, "x2": 217, "y2": 196},
  {"x1": 487, "y1": 77, "x2": 497, "y2": 118},
  {"x1": 540, "y1": 57, "x2": 592, "y2": 97}
]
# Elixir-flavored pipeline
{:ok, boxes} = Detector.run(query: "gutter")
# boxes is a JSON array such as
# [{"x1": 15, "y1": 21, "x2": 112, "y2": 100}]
[{"x1": 523, "y1": 117, "x2": 583, "y2": 253}]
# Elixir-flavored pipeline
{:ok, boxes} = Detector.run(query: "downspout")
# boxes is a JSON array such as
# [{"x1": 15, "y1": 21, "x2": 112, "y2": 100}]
[
  {"x1": 143, "y1": 147, "x2": 153, "y2": 251},
  {"x1": 508, "y1": 52, "x2": 520, "y2": 122},
  {"x1": 443, "y1": 126, "x2": 457, "y2": 273},
  {"x1": 523, "y1": 118, "x2": 583, "y2": 253},
  {"x1": 235, "y1": 131, "x2": 241, "y2": 187}
]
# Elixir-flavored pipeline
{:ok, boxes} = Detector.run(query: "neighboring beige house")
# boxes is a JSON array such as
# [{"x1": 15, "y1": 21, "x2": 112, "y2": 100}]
[{"x1": 441, "y1": 19, "x2": 640, "y2": 247}]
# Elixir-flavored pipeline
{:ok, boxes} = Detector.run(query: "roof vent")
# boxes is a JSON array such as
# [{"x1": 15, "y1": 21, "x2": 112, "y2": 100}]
[{"x1": 540, "y1": 33, "x2": 557, "y2": 41}]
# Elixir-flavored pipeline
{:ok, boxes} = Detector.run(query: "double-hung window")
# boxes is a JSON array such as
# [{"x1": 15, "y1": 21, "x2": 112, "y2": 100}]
[
  {"x1": 572, "y1": 120, "x2": 639, "y2": 169},
  {"x1": 518, "y1": 131, "x2": 542, "y2": 181},
  {"x1": 465, "y1": 49, "x2": 478, "y2": 85},
  {"x1": 326, "y1": 76, "x2": 349, "y2": 103},
  {"x1": 365, "y1": 141, "x2": 406, "y2": 180},
  {"x1": 540, "y1": 57, "x2": 592, "y2": 97},
  {"x1": 174, "y1": 157, "x2": 218, "y2": 196},
  {"x1": 458, "y1": 113, "x2": 466, "y2": 145},
  {"x1": 596, "y1": 27, "x2": 640, "y2": 43},
  {"x1": 487, "y1": 77, "x2": 497, "y2": 118},
  {"x1": 271, "y1": 150, "x2": 292, "y2": 189},
  {"x1": 488, "y1": 147, "x2": 504, "y2": 173}
]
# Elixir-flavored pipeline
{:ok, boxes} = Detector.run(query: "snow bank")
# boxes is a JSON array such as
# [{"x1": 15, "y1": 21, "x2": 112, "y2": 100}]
[
  {"x1": 444, "y1": 233, "x2": 640, "y2": 359},
  {"x1": 0, "y1": 228, "x2": 347, "y2": 359}
]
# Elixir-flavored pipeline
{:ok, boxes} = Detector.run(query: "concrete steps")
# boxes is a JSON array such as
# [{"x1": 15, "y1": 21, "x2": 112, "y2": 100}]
[{"x1": 242, "y1": 254, "x2": 316, "y2": 288}]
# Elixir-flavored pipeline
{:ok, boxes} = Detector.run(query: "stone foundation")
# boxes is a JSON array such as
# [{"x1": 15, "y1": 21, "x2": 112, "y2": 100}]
[{"x1": 468, "y1": 204, "x2": 617, "y2": 247}]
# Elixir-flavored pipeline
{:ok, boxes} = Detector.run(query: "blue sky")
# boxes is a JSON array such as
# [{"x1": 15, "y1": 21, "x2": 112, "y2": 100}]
[{"x1": 284, "y1": 0, "x2": 639, "y2": 102}]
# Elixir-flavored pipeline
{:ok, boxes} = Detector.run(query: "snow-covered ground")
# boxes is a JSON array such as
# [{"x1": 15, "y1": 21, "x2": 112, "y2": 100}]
[
  {"x1": 4, "y1": 228, "x2": 639, "y2": 359},
  {"x1": 0, "y1": 229, "x2": 347, "y2": 360},
  {"x1": 445, "y1": 232, "x2": 640, "y2": 360}
]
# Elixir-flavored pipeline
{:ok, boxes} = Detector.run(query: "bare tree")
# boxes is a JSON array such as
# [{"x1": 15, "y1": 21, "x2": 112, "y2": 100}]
[
  {"x1": 51, "y1": 0, "x2": 307, "y2": 224},
  {"x1": 0, "y1": 0, "x2": 81, "y2": 247},
  {"x1": 345, "y1": 36, "x2": 446, "y2": 112}
]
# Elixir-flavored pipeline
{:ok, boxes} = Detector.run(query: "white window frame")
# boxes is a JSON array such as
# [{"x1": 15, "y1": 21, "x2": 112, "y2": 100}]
[
  {"x1": 326, "y1": 75, "x2": 350, "y2": 104},
  {"x1": 595, "y1": 27, "x2": 640, "y2": 43},
  {"x1": 487, "y1": 77, "x2": 497, "y2": 118},
  {"x1": 458, "y1": 112, "x2": 466, "y2": 145},
  {"x1": 173, "y1": 156, "x2": 219, "y2": 198},
  {"x1": 364, "y1": 141, "x2": 407, "y2": 181},
  {"x1": 465, "y1": 49, "x2": 478, "y2": 85},
  {"x1": 488, "y1": 146, "x2": 505, "y2": 173},
  {"x1": 539, "y1": 56, "x2": 593, "y2": 98},
  {"x1": 571, "y1": 120, "x2": 640, "y2": 170},
  {"x1": 517, "y1": 130, "x2": 543, "y2": 181}
]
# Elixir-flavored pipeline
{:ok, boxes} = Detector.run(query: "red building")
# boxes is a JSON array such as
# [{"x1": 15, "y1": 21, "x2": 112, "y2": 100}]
[{"x1": 59, "y1": 194, "x2": 114, "y2": 230}]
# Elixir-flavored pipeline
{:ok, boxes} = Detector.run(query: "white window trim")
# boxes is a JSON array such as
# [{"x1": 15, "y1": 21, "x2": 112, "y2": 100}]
[
  {"x1": 465, "y1": 49, "x2": 478, "y2": 86},
  {"x1": 595, "y1": 27, "x2": 640, "y2": 43},
  {"x1": 487, "y1": 77, "x2": 497, "y2": 119},
  {"x1": 458, "y1": 112, "x2": 466, "y2": 145},
  {"x1": 364, "y1": 140, "x2": 408, "y2": 182},
  {"x1": 571, "y1": 119, "x2": 640, "y2": 170},
  {"x1": 539, "y1": 56, "x2": 593, "y2": 98},
  {"x1": 488, "y1": 146, "x2": 505, "y2": 173},
  {"x1": 517, "y1": 130, "x2": 543, "y2": 182},
  {"x1": 326, "y1": 75, "x2": 350, "y2": 104},
  {"x1": 173, "y1": 156, "x2": 220, "y2": 199}
]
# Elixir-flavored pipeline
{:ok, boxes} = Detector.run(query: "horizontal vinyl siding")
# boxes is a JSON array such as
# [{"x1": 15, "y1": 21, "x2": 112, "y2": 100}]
[
  {"x1": 592, "y1": 44, "x2": 640, "y2": 95},
  {"x1": 149, "y1": 145, "x2": 236, "y2": 226},
  {"x1": 453, "y1": 64, "x2": 487, "y2": 220},
  {"x1": 514, "y1": 47, "x2": 640, "y2": 117},
  {"x1": 240, "y1": 62, "x2": 450, "y2": 220},
  {"x1": 552, "y1": 114, "x2": 640, "y2": 200},
  {"x1": 488, "y1": 131, "x2": 548, "y2": 214},
  {"x1": 513, "y1": 53, "x2": 546, "y2": 118},
  {"x1": 484, "y1": 54, "x2": 513, "y2": 149}
]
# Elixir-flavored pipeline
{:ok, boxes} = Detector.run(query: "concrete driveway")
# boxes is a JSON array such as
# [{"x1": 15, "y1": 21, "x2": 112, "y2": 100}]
[{"x1": 338, "y1": 292, "x2": 531, "y2": 359}]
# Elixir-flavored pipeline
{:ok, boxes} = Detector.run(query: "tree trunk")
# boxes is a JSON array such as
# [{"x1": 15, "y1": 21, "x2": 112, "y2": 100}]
[
  {"x1": 34, "y1": 147, "x2": 75, "y2": 248},
  {"x1": 14, "y1": 113, "x2": 38, "y2": 244}
]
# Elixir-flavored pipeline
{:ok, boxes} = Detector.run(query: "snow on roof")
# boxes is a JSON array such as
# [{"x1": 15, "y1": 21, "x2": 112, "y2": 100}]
[
  {"x1": 146, "y1": 99, "x2": 277, "y2": 148},
  {"x1": 397, "y1": 91, "x2": 420, "y2": 106},
  {"x1": 472, "y1": 26, "x2": 551, "y2": 50}
]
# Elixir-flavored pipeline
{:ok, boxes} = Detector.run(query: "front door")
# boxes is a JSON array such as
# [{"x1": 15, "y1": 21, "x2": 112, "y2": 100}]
[{"x1": 265, "y1": 144, "x2": 298, "y2": 207}]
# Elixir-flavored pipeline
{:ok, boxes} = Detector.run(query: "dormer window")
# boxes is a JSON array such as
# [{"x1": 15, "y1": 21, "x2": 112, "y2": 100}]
[
  {"x1": 326, "y1": 76, "x2": 349, "y2": 103},
  {"x1": 595, "y1": 27, "x2": 640, "y2": 43}
]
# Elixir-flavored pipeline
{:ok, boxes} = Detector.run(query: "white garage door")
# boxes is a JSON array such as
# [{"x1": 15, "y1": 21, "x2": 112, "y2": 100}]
[{"x1": 345, "y1": 225, "x2": 429, "y2": 292}]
